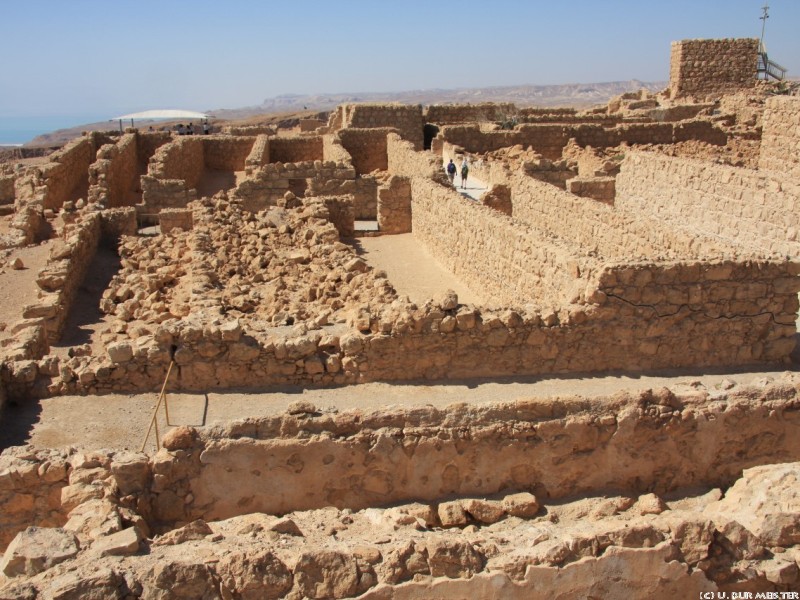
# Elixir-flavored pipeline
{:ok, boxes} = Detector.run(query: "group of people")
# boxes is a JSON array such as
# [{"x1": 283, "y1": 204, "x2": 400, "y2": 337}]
[
  {"x1": 446, "y1": 158, "x2": 469, "y2": 189},
  {"x1": 175, "y1": 121, "x2": 211, "y2": 136}
]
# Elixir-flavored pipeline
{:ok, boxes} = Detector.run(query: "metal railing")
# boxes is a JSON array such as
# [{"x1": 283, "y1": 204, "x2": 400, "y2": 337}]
[{"x1": 758, "y1": 52, "x2": 788, "y2": 81}]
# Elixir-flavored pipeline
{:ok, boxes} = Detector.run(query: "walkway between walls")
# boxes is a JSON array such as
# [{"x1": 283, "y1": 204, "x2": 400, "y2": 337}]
[{"x1": 441, "y1": 157, "x2": 488, "y2": 201}]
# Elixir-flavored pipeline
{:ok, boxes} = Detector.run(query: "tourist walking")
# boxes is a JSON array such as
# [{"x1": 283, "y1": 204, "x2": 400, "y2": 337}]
[
  {"x1": 446, "y1": 159, "x2": 457, "y2": 184},
  {"x1": 460, "y1": 158, "x2": 469, "y2": 189}
]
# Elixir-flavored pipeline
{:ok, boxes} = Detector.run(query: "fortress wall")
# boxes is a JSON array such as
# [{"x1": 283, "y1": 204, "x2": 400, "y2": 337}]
[
  {"x1": 759, "y1": 96, "x2": 800, "y2": 178},
  {"x1": 616, "y1": 151, "x2": 800, "y2": 257},
  {"x1": 87, "y1": 134, "x2": 139, "y2": 208},
  {"x1": 424, "y1": 103, "x2": 518, "y2": 125},
  {"x1": 337, "y1": 128, "x2": 392, "y2": 174},
  {"x1": 508, "y1": 172, "x2": 739, "y2": 262},
  {"x1": 38, "y1": 136, "x2": 96, "y2": 210},
  {"x1": 268, "y1": 136, "x2": 324, "y2": 163},
  {"x1": 669, "y1": 38, "x2": 759, "y2": 99},
  {"x1": 377, "y1": 175, "x2": 412, "y2": 234},
  {"x1": 342, "y1": 103, "x2": 424, "y2": 150},
  {"x1": 202, "y1": 136, "x2": 254, "y2": 171}
]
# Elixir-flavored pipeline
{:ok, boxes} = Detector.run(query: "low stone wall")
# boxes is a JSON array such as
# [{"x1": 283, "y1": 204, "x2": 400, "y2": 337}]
[
  {"x1": 669, "y1": 38, "x2": 759, "y2": 99},
  {"x1": 21, "y1": 213, "x2": 101, "y2": 342},
  {"x1": 99, "y1": 207, "x2": 137, "y2": 242},
  {"x1": 616, "y1": 151, "x2": 800, "y2": 257},
  {"x1": 223, "y1": 125, "x2": 276, "y2": 136},
  {"x1": 299, "y1": 118, "x2": 325, "y2": 132},
  {"x1": 759, "y1": 95, "x2": 800, "y2": 178},
  {"x1": 244, "y1": 134, "x2": 269, "y2": 173},
  {"x1": 566, "y1": 176, "x2": 615, "y2": 203},
  {"x1": 377, "y1": 176, "x2": 411, "y2": 234},
  {"x1": 159, "y1": 208, "x2": 193, "y2": 233},
  {"x1": 425, "y1": 103, "x2": 518, "y2": 125},
  {"x1": 268, "y1": 136, "x2": 323, "y2": 163},
  {"x1": 338, "y1": 128, "x2": 392, "y2": 174},
  {"x1": 321, "y1": 195, "x2": 355, "y2": 237}
]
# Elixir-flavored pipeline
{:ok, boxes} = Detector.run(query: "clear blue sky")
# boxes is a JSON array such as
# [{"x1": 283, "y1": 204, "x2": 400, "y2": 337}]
[{"x1": 1, "y1": 0, "x2": 797, "y2": 122}]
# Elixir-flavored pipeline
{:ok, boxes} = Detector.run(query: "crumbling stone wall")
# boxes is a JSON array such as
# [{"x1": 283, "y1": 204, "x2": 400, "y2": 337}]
[
  {"x1": 334, "y1": 103, "x2": 424, "y2": 150},
  {"x1": 321, "y1": 195, "x2": 355, "y2": 237},
  {"x1": 88, "y1": 134, "x2": 138, "y2": 208},
  {"x1": 759, "y1": 96, "x2": 800, "y2": 178},
  {"x1": 377, "y1": 176, "x2": 412, "y2": 234},
  {"x1": 243, "y1": 134, "x2": 269, "y2": 173},
  {"x1": 22, "y1": 212, "x2": 101, "y2": 342},
  {"x1": 142, "y1": 385, "x2": 800, "y2": 525},
  {"x1": 669, "y1": 38, "x2": 759, "y2": 99},
  {"x1": 566, "y1": 176, "x2": 615, "y2": 203},
  {"x1": 223, "y1": 125, "x2": 276, "y2": 136},
  {"x1": 425, "y1": 103, "x2": 518, "y2": 125},
  {"x1": 337, "y1": 128, "x2": 392, "y2": 174},
  {"x1": 148, "y1": 137, "x2": 204, "y2": 189},
  {"x1": 99, "y1": 207, "x2": 137, "y2": 241},
  {"x1": 36, "y1": 135, "x2": 101, "y2": 210},
  {"x1": 387, "y1": 134, "x2": 443, "y2": 182},
  {"x1": 616, "y1": 151, "x2": 800, "y2": 256},
  {"x1": 159, "y1": 208, "x2": 193, "y2": 233},
  {"x1": 0, "y1": 174, "x2": 14, "y2": 205},
  {"x1": 353, "y1": 176, "x2": 379, "y2": 220}
]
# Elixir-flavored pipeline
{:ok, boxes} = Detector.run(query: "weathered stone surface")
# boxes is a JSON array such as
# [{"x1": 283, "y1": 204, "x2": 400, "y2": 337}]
[
  {"x1": 162, "y1": 426, "x2": 197, "y2": 451},
  {"x1": 92, "y1": 526, "x2": 141, "y2": 557},
  {"x1": 153, "y1": 520, "x2": 213, "y2": 546},
  {"x1": 293, "y1": 550, "x2": 359, "y2": 599},
  {"x1": 217, "y1": 550, "x2": 293, "y2": 600},
  {"x1": 1, "y1": 527, "x2": 79, "y2": 577}
]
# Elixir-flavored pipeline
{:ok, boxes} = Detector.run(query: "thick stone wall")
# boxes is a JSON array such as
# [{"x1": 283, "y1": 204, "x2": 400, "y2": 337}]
[
  {"x1": 759, "y1": 95, "x2": 800, "y2": 178},
  {"x1": 387, "y1": 134, "x2": 444, "y2": 183},
  {"x1": 353, "y1": 176, "x2": 379, "y2": 220},
  {"x1": 268, "y1": 136, "x2": 323, "y2": 164},
  {"x1": 159, "y1": 208, "x2": 193, "y2": 233},
  {"x1": 669, "y1": 38, "x2": 759, "y2": 99},
  {"x1": 377, "y1": 176, "x2": 412, "y2": 234},
  {"x1": 337, "y1": 128, "x2": 391, "y2": 174},
  {"x1": 339, "y1": 103, "x2": 424, "y2": 150},
  {"x1": 321, "y1": 195, "x2": 355, "y2": 237},
  {"x1": 243, "y1": 134, "x2": 269, "y2": 173},
  {"x1": 202, "y1": 136, "x2": 254, "y2": 171},
  {"x1": 616, "y1": 151, "x2": 800, "y2": 257},
  {"x1": 425, "y1": 103, "x2": 517, "y2": 125}
]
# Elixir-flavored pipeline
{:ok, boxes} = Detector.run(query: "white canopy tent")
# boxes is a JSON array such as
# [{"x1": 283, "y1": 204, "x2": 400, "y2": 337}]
[{"x1": 110, "y1": 110, "x2": 214, "y2": 131}]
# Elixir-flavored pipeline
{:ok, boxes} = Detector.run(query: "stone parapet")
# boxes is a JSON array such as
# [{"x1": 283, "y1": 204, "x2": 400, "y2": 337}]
[{"x1": 669, "y1": 38, "x2": 759, "y2": 99}]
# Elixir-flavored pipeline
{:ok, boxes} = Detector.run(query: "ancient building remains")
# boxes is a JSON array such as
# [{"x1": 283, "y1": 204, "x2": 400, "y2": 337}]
[{"x1": 669, "y1": 38, "x2": 760, "y2": 99}]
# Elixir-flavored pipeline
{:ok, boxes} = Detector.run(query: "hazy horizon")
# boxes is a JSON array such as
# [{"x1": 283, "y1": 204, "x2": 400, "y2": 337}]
[{"x1": 1, "y1": 0, "x2": 798, "y2": 124}]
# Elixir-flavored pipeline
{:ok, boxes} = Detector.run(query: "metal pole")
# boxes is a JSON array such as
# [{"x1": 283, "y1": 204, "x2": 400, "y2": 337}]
[
  {"x1": 759, "y1": 3, "x2": 769, "y2": 51},
  {"x1": 140, "y1": 360, "x2": 175, "y2": 453}
]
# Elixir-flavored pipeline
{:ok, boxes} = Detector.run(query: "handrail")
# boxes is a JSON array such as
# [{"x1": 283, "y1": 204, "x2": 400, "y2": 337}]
[{"x1": 140, "y1": 360, "x2": 175, "y2": 453}]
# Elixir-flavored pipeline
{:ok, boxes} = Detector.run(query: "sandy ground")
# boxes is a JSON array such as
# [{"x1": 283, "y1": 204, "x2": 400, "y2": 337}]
[{"x1": 0, "y1": 241, "x2": 52, "y2": 344}]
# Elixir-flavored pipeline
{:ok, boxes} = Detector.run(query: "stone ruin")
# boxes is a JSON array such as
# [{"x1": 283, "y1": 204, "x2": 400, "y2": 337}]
[{"x1": 1, "y1": 37, "x2": 800, "y2": 596}]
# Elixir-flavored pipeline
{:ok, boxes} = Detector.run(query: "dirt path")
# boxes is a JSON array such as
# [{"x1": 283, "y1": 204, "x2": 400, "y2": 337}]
[
  {"x1": 0, "y1": 241, "x2": 51, "y2": 344},
  {"x1": 354, "y1": 234, "x2": 484, "y2": 305}
]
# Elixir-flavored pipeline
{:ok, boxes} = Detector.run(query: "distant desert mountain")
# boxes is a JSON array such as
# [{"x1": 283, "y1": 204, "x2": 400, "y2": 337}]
[
  {"x1": 28, "y1": 80, "x2": 665, "y2": 146},
  {"x1": 213, "y1": 80, "x2": 667, "y2": 119}
]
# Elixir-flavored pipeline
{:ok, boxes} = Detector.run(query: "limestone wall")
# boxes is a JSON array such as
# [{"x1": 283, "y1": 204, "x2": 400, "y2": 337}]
[
  {"x1": 440, "y1": 121, "x2": 726, "y2": 159},
  {"x1": 21, "y1": 213, "x2": 101, "y2": 342},
  {"x1": 566, "y1": 176, "x2": 615, "y2": 203},
  {"x1": 410, "y1": 177, "x2": 583, "y2": 307},
  {"x1": 223, "y1": 125, "x2": 276, "y2": 136},
  {"x1": 322, "y1": 133, "x2": 353, "y2": 166},
  {"x1": 669, "y1": 38, "x2": 759, "y2": 99},
  {"x1": 337, "y1": 128, "x2": 392, "y2": 174},
  {"x1": 321, "y1": 195, "x2": 355, "y2": 237},
  {"x1": 616, "y1": 151, "x2": 800, "y2": 257},
  {"x1": 425, "y1": 103, "x2": 517, "y2": 125},
  {"x1": 508, "y1": 172, "x2": 739, "y2": 262},
  {"x1": 159, "y1": 208, "x2": 193, "y2": 233},
  {"x1": 244, "y1": 134, "x2": 269, "y2": 173},
  {"x1": 268, "y1": 137, "x2": 323, "y2": 164},
  {"x1": 202, "y1": 136, "x2": 254, "y2": 171},
  {"x1": 353, "y1": 176, "x2": 379, "y2": 220},
  {"x1": 759, "y1": 95, "x2": 800, "y2": 178},
  {"x1": 377, "y1": 176, "x2": 412, "y2": 234},
  {"x1": 37, "y1": 135, "x2": 98, "y2": 210},
  {"x1": 387, "y1": 134, "x2": 444, "y2": 183},
  {"x1": 148, "y1": 137, "x2": 204, "y2": 190},
  {"x1": 339, "y1": 103, "x2": 424, "y2": 150},
  {"x1": 88, "y1": 134, "x2": 138, "y2": 208}
]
